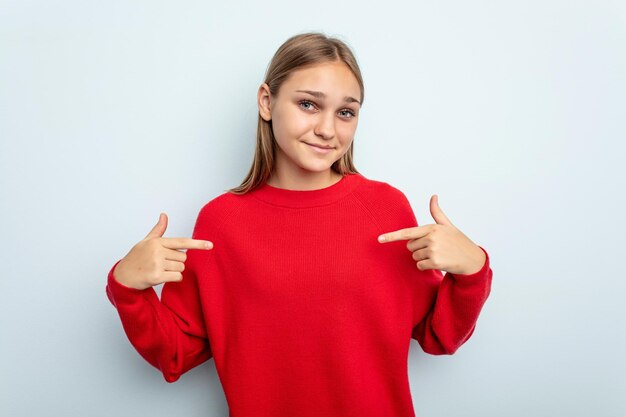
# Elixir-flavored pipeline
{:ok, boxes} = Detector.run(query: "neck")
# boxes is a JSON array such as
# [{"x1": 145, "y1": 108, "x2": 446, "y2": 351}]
[{"x1": 267, "y1": 168, "x2": 343, "y2": 191}]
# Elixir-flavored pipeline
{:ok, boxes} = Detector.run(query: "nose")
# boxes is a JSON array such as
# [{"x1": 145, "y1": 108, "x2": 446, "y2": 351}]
[{"x1": 314, "y1": 111, "x2": 335, "y2": 140}]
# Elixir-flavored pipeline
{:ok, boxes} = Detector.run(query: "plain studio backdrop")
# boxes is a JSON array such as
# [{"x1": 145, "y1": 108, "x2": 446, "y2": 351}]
[{"x1": 1, "y1": 1, "x2": 625, "y2": 416}]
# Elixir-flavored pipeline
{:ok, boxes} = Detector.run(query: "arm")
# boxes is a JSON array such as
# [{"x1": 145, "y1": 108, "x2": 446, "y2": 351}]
[
  {"x1": 411, "y1": 247, "x2": 492, "y2": 355},
  {"x1": 106, "y1": 213, "x2": 213, "y2": 382},
  {"x1": 380, "y1": 186, "x2": 493, "y2": 355}
]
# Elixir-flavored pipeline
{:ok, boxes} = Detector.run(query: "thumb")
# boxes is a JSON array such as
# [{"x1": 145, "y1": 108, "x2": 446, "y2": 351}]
[
  {"x1": 145, "y1": 212, "x2": 168, "y2": 239},
  {"x1": 430, "y1": 195, "x2": 453, "y2": 226}
]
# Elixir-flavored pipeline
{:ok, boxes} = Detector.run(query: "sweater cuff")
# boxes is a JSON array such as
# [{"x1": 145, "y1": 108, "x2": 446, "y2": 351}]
[
  {"x1": 449, "y1": 246, "x2": 491, "y2": 284},
  {"x1": 106, "y1": 259, "x2": 155, "y2": 307}
]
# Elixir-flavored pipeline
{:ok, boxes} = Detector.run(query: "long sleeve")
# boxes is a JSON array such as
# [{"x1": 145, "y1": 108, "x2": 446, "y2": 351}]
[
  {"x1": 388, "y1": 188, "x2": 493, "y2": 355},
  {"x1": 411, "y1": 246, "x2": 492, "y2": 355},
  {"x1": 114, "y1": 173, "x2": 494, "y2": 416},
  {"x1": 105, "y1": 211, "x2": 213, "y2": 382}
]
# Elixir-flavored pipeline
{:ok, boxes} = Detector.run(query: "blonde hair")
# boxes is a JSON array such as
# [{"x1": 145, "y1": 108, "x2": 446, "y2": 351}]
[{"x1": 227, "y1": 32, "x2": 364, "y2": 194}]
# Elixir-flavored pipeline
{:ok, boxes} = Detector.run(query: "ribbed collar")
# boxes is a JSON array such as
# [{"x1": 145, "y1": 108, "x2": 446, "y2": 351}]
[{"x1": 249, "y1": 172, "x2": 363, "y2": 208}]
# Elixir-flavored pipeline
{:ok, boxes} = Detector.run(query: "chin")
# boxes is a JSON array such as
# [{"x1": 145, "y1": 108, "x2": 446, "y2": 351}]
[
  {"x1": 297, "y1": 160, "x2": 335, "y2": 173},
  {"x1": 301, "y1": 165, "x2": 333, "y2": 173}
]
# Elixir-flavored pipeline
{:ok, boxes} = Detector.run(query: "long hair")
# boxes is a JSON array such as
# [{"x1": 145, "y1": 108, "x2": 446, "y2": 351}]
[{"x1": 227, "y1": 32, "x2": 365, "y2": 194}]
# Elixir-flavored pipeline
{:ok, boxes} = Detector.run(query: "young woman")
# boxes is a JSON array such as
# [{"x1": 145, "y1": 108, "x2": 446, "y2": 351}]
[{"x1": 106, "y1": 32, "x2": 493, "y2": 417}]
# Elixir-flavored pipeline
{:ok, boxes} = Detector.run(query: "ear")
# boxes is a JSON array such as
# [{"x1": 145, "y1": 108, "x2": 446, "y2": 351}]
[{"x1": 258, "y1": 83, "x2": 272, "y2": 121}]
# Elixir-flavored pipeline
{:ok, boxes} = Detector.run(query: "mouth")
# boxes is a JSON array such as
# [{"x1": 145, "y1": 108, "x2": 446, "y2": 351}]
[{"x1": 304, "y1": 142, "x2": 335, "y2": 154}]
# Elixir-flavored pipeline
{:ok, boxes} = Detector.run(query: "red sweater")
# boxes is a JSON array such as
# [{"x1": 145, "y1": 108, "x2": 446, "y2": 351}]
[{"x1": 106, "y1": 172, "x2": 492, "y2": 417}]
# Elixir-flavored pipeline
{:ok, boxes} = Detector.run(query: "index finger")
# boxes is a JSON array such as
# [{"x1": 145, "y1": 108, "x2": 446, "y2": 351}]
[
  {"x1": 377, "y1": 225, "x2": 432, "y2": 243},
  {"x1": 160, "y1": 237, "x2": 213, "y2": 250}
]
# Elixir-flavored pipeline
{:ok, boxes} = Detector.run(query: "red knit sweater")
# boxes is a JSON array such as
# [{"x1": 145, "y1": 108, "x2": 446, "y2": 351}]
[{"x1": 106, "y1": 172, "x2": 492, "y2": 417}]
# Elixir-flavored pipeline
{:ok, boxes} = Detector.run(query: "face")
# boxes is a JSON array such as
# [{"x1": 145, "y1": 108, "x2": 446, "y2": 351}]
[{"x1": 258, "y1": 60, "x2": 361, "y2": 182}]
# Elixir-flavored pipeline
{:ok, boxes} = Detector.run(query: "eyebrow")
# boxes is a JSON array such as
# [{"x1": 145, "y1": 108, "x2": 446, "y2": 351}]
[{"x1": 295, "y1": 90, "x2": 361, "y2": 105}]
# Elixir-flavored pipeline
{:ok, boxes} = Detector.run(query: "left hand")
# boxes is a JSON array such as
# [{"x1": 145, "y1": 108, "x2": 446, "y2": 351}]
[{"x1": 377, "y1": 195, "x2": 486, "y2": 275}]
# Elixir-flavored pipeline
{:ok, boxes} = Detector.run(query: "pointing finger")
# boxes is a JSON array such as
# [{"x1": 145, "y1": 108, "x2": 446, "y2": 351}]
[
  {"x1": 161, "y1": 237, "x2": 214, "y2": 250},
  {"x1": 378, "y1": 225, "x2": 433, "y2": 243}
]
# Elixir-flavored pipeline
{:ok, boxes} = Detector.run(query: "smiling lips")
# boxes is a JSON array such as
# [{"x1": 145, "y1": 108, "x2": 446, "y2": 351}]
[{"x1": 305, "y1": 142, "x2": 334, "y2": 153}]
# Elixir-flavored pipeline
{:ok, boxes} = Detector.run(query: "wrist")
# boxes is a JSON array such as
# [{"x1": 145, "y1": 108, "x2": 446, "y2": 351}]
[
  {"x1": 459, "y1": 245, "x2": 487, "y2": 275},
  {"x1": 112, "y1": 259, "x2": 147, "y2": 290}
]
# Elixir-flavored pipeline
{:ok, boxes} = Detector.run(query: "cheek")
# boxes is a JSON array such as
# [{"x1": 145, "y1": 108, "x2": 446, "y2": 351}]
[
  {"x1": 337, "y1": 123, "x2": 357, "y2": 144},
  {"x1": 272, "y1": 108, "x2": 309, "y2": 141}
]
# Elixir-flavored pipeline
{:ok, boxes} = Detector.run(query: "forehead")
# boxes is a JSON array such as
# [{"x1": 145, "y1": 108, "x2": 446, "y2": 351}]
[{"x1": 281, "y1": 61, "x2": 361, "y2": 99}]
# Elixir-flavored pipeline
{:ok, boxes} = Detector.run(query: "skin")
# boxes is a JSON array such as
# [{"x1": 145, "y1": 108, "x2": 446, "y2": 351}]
[
  {"x1": 257, "y1": 60, "x2": 361, "y2": 191},
  {"x1": 378, "y1": 195, "x2": 487, "y2": 276},
  {"x1": 258, "y1": 60, "x2": 486, "y2": 275},
  {"x1": 113, "y1": 60, "x2": 485, "y2": 289},
  {"x1": 113, "y1": 213, "x2": 213, "y2": 290}
]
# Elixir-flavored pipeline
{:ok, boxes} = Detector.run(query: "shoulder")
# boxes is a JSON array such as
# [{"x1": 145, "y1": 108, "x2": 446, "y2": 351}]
[
  {"x1": 353, "y1": 174, "x2": 417, "y2": 227},
  {"x1": 197, "y1": 191, "x2": 239, "y2": 216},
  {"x1": 192, "y1": 191, "x2": 244, "y2": 239},
  {"x1": 354, "y1": 174, "x2": 413, "y2": 209}
]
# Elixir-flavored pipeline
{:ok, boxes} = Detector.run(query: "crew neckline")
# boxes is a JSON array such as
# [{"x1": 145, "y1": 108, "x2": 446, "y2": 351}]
[{"x1": 250, "y1": 172, "x2": 363, "y2": 208}]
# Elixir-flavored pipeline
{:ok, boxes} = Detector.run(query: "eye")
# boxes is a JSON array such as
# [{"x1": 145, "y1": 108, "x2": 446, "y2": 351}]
[
  {"x1": 339, "y1": 109, "x2": 356, "y2": 119},
  {"x1": 298, "y1": 99, "x2": 357, "y2": 120},
  {"x1": 298, "y1": 99, "x2": 317, "y2": 111}
]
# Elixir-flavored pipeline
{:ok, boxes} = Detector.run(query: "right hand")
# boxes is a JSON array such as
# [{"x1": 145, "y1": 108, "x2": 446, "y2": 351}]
[{"x1": 113, "y1": 213, "x2": 214, "y2": 290}]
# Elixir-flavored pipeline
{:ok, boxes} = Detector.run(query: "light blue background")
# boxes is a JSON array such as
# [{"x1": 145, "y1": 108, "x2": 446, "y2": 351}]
[{"x1": 1, "y1": 1, "x2": 625, "y2": 416}]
